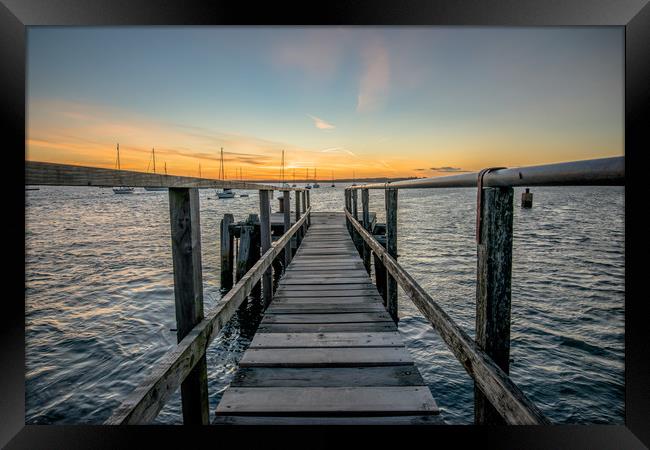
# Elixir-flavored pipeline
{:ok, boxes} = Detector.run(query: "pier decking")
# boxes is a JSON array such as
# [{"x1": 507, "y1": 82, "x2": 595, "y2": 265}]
[{"x1": 214, "y1": 212, "x2": 441, "y2": 424}]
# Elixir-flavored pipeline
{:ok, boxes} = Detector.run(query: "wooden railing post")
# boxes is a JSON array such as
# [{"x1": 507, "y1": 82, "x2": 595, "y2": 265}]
[
  {"x1": 385, "y1": 188, "x2": 398, "y2": 323},
  {"x1": 352, "y1": 188, "x2": 358, "y2": 221},
  {"x1": 283, "y1": 190, "x2": 291, "y2": 267},
  {"x1": 361, "y1": 188, "x2": 371, "y2": 274},
  {"x1": 295, "y1": 191, "x2": 302, "y2": 248},
  {"x1": 475, "y1": 186, "x2": 514, "y2": 425},
  {"x1": 220, "y1": 213, "x2": 234, "y2": 291},
  {"x1": 306, "y1": 190, "x2": 311, "y2": 227},
  {"x1": 344, "y1": 189, "x2": 351, "y2": 233},
  {"x1": 259, "y1": 190, "x2": 273, "y2": 307},
  {"x1": 168, "y1": 187, "x2": 209, "y2": 425}
]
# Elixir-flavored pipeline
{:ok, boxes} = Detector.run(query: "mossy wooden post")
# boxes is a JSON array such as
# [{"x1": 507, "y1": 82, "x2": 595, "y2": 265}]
[
  {"x1": 283, "y1": 190, "x2": 291, "y2": 267},
  {"x1": 361, "y1": 188, "x2": 371, "y2": 274},
  {"x1": 295, "y1": 191, "x2": 302, "y2": 248},
  {"x1": 385, "y1": 188, "x2": 398, "y2": 323},
  {"x1": 259, "y1": 190, "x2": 273, "y2": 307},
  {"x1": 475, "y1": 186, "x2": 514, "y2": 425},
  {"x1": 220, "y1": 213, "x2": 234, "y2": 291},
  {"x1": 168, "y1": 187, "x2": 209, "y2": 425}
]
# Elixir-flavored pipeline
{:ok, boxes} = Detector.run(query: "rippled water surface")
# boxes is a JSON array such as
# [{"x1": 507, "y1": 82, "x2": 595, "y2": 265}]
[{"x1": 25, "y1": 185, "x2": 624, "y2": 424}]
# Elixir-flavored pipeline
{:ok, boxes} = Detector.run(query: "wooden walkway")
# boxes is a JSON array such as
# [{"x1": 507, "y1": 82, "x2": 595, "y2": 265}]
[{"x1": 214, "y1": 212, "x2": 441, "y2": 424}]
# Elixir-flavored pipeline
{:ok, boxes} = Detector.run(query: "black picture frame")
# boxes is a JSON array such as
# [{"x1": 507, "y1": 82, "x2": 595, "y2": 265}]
[{"x1": 3, "y1": 0, "x2": 649, "y2": 448}]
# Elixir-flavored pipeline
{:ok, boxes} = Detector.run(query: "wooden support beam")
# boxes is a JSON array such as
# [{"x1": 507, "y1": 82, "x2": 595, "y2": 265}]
[
  {"x1": 259, "y1": 190, "x2": 273, "y2": 308},
  {"x1": 306, "y1": 190, "x2": 311, "y2": 226},
  {"x1": 385, "y1": 188, "x2": 398, "y2": 323},
  {"x1": 167, "y1": 188, "x2": 209, "y2": 425},
  {"x1": 475, "y1": 186, "x2": 514, "y2": 425},
  {"x1": 283, "y1": 191, "x2": 291, "y2": 267},
  {"x1": 220, "y1": 213, "x2": 235, "y2": 291},
  {"x1": 361, "y1": 188, "x2": 371, "y2": 274},
  {"x1": 344, "y1": 189, "x2": 352, "y2": 234},
  {"x1": 352, "y1": 188, "x2": 359, "y2": 220}
]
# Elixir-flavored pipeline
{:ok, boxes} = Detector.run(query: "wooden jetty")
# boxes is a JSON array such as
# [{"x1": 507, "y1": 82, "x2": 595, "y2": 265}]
[
  {"x1": 214, "y1": 212, "x2": 440, "y2": 424},
  {"x1": 24, "y1": 156, "x2": 624, "y2": 426}
]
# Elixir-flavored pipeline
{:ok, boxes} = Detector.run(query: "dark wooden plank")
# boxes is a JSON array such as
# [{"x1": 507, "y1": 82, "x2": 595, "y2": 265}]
[
  {"x1": 256, "y1": 323, "x2": 397, "y2": 333},
  {"x1": 261, "y1": 312, "x2": 392, "y2": 324},
  {"x1": 266, "y1": 304, "x2": 386, "y2": 313},
  {"x1": 213, "y1": 415, "x2": 443, "y2": 425},
  {"x1": 250, "y1": 332, "x2": 404, "y2": 348},
  {"x1": 215, "y1": 387, "x2": 438, "y2": 414},
  {"x1": 276, "y1": 284, "x2": 376, "y2": 291},
  {"x1": 230, "y1": 366, "x2": 425, "y2": 387},
  {"x1": 240, "y1": 347, "x2": 412, "y2": 367},
  {"x1": 273, "y1": 292, "x2": 383, "y2": 300}
]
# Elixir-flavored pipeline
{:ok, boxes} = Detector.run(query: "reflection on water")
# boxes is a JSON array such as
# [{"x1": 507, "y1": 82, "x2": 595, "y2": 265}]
[{"x1": 25, "y1": 186, "x2": 624, "y2": 424}]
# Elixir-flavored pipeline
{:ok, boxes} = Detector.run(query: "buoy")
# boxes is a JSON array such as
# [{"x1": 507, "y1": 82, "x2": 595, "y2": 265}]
[{"x1": 521, "y1": 188, "x2": 533, "y2": 208}]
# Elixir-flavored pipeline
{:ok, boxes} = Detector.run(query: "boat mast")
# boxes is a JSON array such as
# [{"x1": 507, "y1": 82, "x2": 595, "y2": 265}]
[
  {"x1": 219, "y1": 147, "x2": 225, "y2": 180},
  {"x1": 164, "y1": 161, "x2": 167, "y2": 175},
  {"x1": 152, "y1": 148, "x2": 156, "y2": 174},
  {"x1": 116, "y1": 143, "x2": 121, "y2": 170}
]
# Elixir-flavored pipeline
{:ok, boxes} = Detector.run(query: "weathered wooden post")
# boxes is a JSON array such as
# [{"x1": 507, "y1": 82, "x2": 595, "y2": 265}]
[
  {"x1": 361, "y1": 188, "x2": 371, "y2": 274},
  {"x1": 521, "y1": 188, "x2": 533, "y2": 208},
  {"x1": 247, "y1": 213, "x2": 261, "y2": 301},
  {"x1": 352, "y1": 188, "x2": 359, "y2": 221},
  {"x1": 259, "y1": 190, "x2": 273, "y2": 307},
  {"x1": 344, "y1": 189, "x2": 351, "y2": 234},
  {"x1": 301, "y1": 191, "x2": 307, "y2": 235},
  {"x1": 385, "y1": 188, "x2": 398, "y2": 323},
  {"x1": 475, "y1": 186, "x2": 514, "y2": 425},
  {"x1": 168, "y1": 188, "x2": 209, "y2": 425},
  {"x1": 295, "y1": 190, "x2": 302, "y2": 248},
  {"x1": 306, "y1": 189, "x2": 311, "y2": 227},
  {"x1": 220, "y1": 213, "x2": 234, "y2": 291},
  {"x1": 283, "y1": 190, "x2": 291, "y2": 267},
  {"x1": 374, "y1": 251, "x2": 387, "y2": 304},
  {"x1": 277, "y1": 197, "x2": 285, "y2": 212}
]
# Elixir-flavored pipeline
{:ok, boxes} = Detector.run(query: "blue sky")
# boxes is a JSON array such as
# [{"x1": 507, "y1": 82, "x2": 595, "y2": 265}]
[{"x1": 26, "y1": 27, "x2": 623, "y2": 179}]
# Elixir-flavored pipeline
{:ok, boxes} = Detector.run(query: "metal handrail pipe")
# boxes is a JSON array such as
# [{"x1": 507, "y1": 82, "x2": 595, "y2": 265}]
[{"x1": 349, "y1": 156, "x2": 624, "y2": 190}]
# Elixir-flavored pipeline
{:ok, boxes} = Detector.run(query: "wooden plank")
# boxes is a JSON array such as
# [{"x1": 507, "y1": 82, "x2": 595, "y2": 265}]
[
  {"x1": 215, "y1": 387, "x2": 438, "y2": 414},
  {"x1": 256, "y1": 323, "x2": 397, "y2": 333},
  {"x1": 266, "y1": 304, "x2": 386, "y2": 313},
  {"x1": 261, "y1": 312, "x2": 392, "y2": 324},
  {"x1": 250, "y1": 332, "x2": 404, "y2": 348},
  {"x1": 213, "y1": 415, "x2": 443, "y2": 425},
  {"x1": 273, "y1": 291, "x2": 382, "y2": 299},
  {"x1": 230, "y1": 366, "x2": 425, "y2": 387},
  {"x1": 272, "y1": 297, "x2": 380, "y2": 304},
  {"x1": 281, "y1": 278, "x2": 372, "y2": 285},
  {"x1": 276, "y1": 284, "x2": 375, "y2": 291},
  {"x1": 240, "y1": 347, "x2": 411, "y2": 367},
  {"x1": 168, "y1": 187, "x2": 209, "y2": 425}
]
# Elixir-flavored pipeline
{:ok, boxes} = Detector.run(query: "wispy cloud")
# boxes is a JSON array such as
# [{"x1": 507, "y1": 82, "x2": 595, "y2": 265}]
[
  {"x1": 357, "y1": 39, "x2": 390, "y2": 113},
  {"x1": 320, "y1": 146, "x2": 356, "y2": 157},
  {"x1": 308, "y1": 114, "x2": 335, "y2": 130},
  {"x1": 430, "y1": 166, "x2": 471, "y2": 173}
]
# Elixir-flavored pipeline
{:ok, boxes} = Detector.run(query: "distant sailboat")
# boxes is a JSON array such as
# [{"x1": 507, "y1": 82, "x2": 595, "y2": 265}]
[
  {"x1": 144, "y1": 147, "x2": 167, "y2": 191},
  {"x1": 312, "y1": 168, "x2": 320, "y2": 188},
  {"x1": 281, "y1": 150, "x2": 290, "y2": 188},
  {"x1": 217, "y1": 147, "x2": 235, "y2": 199},
  {"x1": 305, "y1": 168, "x2": 312, "y2": 189},
  {"x1": 238, "y1": 167, "x2": 249, "y2": 197},
  {"x1": 112, "y1": 143, "x2": 135, "y2": 194}
]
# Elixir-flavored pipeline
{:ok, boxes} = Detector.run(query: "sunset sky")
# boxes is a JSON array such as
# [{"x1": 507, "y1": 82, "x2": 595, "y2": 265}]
[{"x1": 26, "y1": 27, "x2": 623, "y2": 180}]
